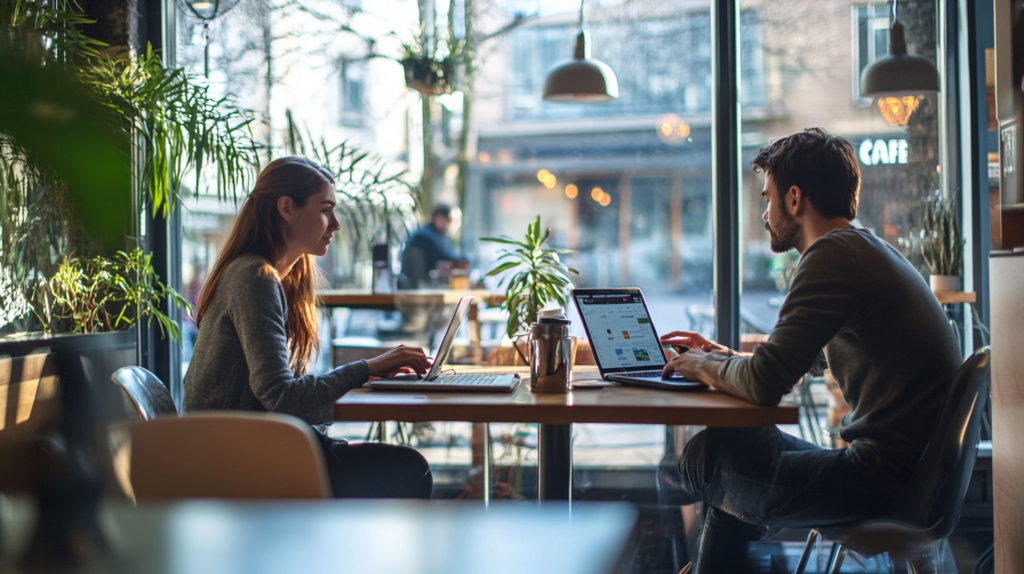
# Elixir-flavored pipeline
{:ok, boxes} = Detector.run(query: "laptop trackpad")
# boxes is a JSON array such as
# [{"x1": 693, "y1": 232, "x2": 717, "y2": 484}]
[{"x1": 607, "y1": 374, "x2": 707, "y2": 390}]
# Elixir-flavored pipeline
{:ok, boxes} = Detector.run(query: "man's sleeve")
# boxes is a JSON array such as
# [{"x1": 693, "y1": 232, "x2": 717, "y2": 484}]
[{"x1": 717, "y1": 235, "x2": 862, "y2": 405}]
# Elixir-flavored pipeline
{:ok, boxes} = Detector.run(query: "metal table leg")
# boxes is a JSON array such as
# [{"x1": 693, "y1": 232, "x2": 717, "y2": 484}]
[{"x1": 538, "y1": 423, "x2": 572, "y2": 500}]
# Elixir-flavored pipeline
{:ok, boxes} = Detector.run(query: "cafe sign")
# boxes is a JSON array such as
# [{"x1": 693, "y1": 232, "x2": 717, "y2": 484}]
[{"x1": 858, "y1": 138, "x2": 909, "y2": 166}]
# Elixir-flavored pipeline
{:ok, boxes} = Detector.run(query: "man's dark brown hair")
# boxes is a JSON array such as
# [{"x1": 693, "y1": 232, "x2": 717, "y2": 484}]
[{"x1": 751, "y1": 127, "x2": 861, "y2": 220}]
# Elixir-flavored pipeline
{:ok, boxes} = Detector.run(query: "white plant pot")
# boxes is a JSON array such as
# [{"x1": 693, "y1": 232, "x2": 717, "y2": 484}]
[{"x1": 929, "y1": 275, "x2": 961, "y2": 292}]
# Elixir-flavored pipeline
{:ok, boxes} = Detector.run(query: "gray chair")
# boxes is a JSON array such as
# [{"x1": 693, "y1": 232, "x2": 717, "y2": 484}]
[
  {"x1": 111, "y1": 366, "x2": 178, "y2": 420},
  {"x1": 795, "y1": 347, "x2": 992, "y2": 574}
]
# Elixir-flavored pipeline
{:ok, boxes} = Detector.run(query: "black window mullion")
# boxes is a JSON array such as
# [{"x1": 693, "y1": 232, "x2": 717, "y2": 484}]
[{"x1": 712, "y1": 0, "x2": 740, "y2": 350}]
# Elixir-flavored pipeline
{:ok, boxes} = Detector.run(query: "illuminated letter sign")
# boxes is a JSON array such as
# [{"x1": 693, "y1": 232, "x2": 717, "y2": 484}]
[{"x1": 858, "y1": 138, "x2": 909, "y2": 166}]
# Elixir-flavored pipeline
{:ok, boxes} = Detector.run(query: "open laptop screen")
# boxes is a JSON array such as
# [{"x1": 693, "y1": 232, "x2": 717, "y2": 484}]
[
  {"x1": 574, "y1": 290, "x2": 667, "y2": 372},
  {"x1": 425, "y1": 296, "x2": 473, "y2": 380}
]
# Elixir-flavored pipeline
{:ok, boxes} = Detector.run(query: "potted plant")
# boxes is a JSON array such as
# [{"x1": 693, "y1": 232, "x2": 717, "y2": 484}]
[
  {"x1": 45, "y1": 249, "x2": 191, "y2": 341},
  {"x1": 920, "y1": 193, "x2": 963, "y2": 292},
  {"x1": 482, "y1": 216, "x2": 578, "y2": 363},
  {"x1": 400, "y1": 42, "x2": 458, "y2": 96}
]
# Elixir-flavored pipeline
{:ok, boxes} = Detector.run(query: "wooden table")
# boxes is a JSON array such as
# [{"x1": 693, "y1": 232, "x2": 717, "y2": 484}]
[
  {"x1": 336, "y1": 366, "x2": 798, "y2": 501},
  {"x1": 317, "y1": 289, "x2": 504, "y2": 363},
  {"x1": 0, "y1": 499, "x2": 637, "y2": 574}
]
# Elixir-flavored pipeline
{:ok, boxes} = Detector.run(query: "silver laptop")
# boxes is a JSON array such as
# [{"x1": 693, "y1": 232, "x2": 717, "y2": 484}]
[
  {"x1": 367, "y1": 297, "x2": 519, "y2": 392},
  {"x1": 572, "y1": 288, "x2": 706, "y2": 391}
]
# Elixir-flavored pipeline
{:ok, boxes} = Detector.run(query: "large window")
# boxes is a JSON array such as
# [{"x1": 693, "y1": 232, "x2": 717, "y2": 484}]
[
  {"x1": 738, "y1": 0, "x2": 940, "y2": 348},
  {"x1": 853, "y1": 3, "x2": 892, "y2": 106},
  {"x1": 173, "y1": 0, "x2": 951, "y2": 498}
]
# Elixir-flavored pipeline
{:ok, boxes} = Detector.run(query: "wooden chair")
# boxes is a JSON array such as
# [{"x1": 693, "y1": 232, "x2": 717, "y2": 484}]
[
  {"x1": 111, "y1": 366, "x2": 178, "y2": 420},
  {"x1": 114, "y1": 412, "x2": 331, "y2": 500}
]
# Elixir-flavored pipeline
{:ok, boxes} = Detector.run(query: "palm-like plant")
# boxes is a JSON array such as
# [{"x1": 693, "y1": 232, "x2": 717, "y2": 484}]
[
  {"x1": 920, "y1": 193, "x2": 963, "y2": 277},
  {"x1": 482, "y1": 216, "x2": 578, "y2": 341},
  {"x1": 80, "y1": 46, "x2": 261, "y2": 217}
]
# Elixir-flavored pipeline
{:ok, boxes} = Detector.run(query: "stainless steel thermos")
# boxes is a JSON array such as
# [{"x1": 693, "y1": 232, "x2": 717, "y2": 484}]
[{"x1": 528, "y1": 310, "x2": 573, "y2": 393}]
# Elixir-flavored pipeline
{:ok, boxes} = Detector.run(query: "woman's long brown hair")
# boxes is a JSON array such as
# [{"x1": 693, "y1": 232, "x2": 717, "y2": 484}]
[{"x1": 195, "y1": 157, "x2": 334, "y2": 376}]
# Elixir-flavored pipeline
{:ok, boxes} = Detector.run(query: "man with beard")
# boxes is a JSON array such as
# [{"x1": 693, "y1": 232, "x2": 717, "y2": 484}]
[{"x1": 657, "y1": 128, "x2": 961, "y2": 573}]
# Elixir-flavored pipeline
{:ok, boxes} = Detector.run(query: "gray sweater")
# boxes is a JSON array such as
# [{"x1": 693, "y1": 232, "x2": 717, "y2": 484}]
[
  {"x1": 184, "y1": 254, "x2": 369, "y2": 427},
  {"x1": 718, "y1": 228, "x2": 961, "y2": 493}
]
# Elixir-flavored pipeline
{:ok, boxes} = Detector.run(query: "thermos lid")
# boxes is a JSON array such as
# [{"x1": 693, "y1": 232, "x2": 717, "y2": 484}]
[{"x1": 537, "y1": 307, "x2": 570, "y2": 325}]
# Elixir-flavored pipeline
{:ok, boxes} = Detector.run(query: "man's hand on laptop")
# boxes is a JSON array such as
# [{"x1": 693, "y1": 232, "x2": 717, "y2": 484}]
[
  {"x1": 660, "y1": 330, "x2": 735, "y2": 356},
  {"x1": 365, "y1": 345, "x2": 430, "y2": 378}
]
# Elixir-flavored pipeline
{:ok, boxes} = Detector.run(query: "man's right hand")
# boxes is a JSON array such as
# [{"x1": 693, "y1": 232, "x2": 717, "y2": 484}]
[{"x1": 660, "y1": 330, "x2": 735, "y2": 356}]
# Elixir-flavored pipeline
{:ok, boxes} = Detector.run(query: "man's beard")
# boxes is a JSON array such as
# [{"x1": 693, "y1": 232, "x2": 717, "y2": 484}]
[{"x1": 766, "y1": 210, "x2": 802, "y2": 253}]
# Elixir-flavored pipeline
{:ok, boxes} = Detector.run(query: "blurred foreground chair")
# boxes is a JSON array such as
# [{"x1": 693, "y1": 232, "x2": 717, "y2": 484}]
[
  {"x1": 112, "y1": 412, "x2": 330, "y2": 500},
  {"x1": 795, "y1": 347, "x2": 991, "y2": 574},
  {"x1": 111, "y1": 366, "x2": 177, "y2": 420}
]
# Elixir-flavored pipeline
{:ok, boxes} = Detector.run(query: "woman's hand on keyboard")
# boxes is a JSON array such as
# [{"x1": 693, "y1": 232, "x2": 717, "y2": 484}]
[{"x1": 365, "y1": 345, "x2": 430, "y2": 377}]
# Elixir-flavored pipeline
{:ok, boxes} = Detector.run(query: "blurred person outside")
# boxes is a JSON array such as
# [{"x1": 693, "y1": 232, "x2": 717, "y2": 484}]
[
  {"x1": 656, "y1": 129, "x2": 961, "y2": 573},
  {"x1": 400, "y1": 204, "x2": 468, "y2": 289}
]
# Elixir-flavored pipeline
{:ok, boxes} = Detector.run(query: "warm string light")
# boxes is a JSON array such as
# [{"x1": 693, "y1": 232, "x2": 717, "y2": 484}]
[
  {"x1": 536, "y1": 169, "x2": 557, "y2": 189},
  {"x1": 565, "y1": 184, "x2": 578, "y2": 199},
  {"x1": 877, "y1": 96, "x2": 921, "y2": 126},
  {"x1": 588, "y1": 187, "x2": 611, "y2": 206},
  {"x1": 656, "y1": 113, "x2": 691, "y2": 145}
]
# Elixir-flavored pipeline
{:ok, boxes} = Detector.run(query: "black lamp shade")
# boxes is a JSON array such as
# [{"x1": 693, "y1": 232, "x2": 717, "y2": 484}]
[
  {"x1": 860, "y1": 20, "x2": 939, "y2": 97},
  {"x1": 175, "y1": 0, "x2": 241, "y2": 21},
  {"x1": 542, "y1": 31, "x2": 619, "y2": 103}
]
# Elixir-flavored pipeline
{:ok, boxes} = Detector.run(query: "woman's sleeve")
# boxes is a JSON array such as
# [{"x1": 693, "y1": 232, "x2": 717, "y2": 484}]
[{"x1": 229, "y1": 271, "x2": 369, "y2": 425}]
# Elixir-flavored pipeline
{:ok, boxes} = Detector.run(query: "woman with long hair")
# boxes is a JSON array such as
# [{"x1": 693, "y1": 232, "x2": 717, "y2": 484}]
[{"x1": 185, "y1": 156, "x2": 432, "y2": 499}]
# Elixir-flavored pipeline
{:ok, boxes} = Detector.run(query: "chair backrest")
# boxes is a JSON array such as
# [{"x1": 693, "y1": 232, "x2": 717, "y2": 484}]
[
  {"x1": 119, "y1": 412, "x2": 330, "y2": 500},
  {"x1": 111, "y1": 366, "x2": 178, "y2": 420},
  {"x1": 889, "y1": 347, "x2": 991, "y2": 538}
]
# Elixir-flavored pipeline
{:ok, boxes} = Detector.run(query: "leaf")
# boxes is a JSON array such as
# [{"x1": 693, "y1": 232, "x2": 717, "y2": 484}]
[
  {"x1": 481, "y1": 236, "x2": 529, "y2": 248},
  {"x1": 485, "y1": 261, "x2": 521, "y2": 276}
]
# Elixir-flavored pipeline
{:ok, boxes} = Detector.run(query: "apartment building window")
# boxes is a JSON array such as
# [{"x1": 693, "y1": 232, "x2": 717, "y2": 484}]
[
  {"x1": 853, "y1": 4, "x2": 892, "y2": 106},
  {"x1": 339, "y1": 59, "x2": 365, "y2": 126}
]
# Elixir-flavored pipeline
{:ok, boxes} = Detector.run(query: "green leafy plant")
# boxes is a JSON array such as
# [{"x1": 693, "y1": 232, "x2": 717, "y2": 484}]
[
  {"x1": 2, "y1": 0, "x2": 107, "y2": 64},
  {"x1": 920, "y1": 193, "x2": 963, "y2": 277},
  {"x1": 80, "y1": 46, "x2": 261, "y2": 217},
  {"x1": 1, "y1": 1, "x2": 260, "y2": 337},
  {"x1": 482, "y1": 215, "x2": 578, "y2": 340},
  {"x1": 47, "y1": 249, "x2": 191, "y2": 341}
]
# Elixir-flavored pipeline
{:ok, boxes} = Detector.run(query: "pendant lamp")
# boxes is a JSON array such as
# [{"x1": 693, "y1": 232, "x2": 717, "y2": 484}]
[
  {"x1": 542, "y1": 0, "x2": 618, "y2": 103},
  {"x1": 860, "y1": 0, "x2": 939, "y2": 98},
  {"x1": 174, "y1": 0, "x2": 242, "y2": 77}
]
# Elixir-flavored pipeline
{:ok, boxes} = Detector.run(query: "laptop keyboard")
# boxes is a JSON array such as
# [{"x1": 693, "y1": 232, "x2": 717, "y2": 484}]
[
  {"x1": 625, "y1": 371, "x2": 664, "y2": 378},
  {"x1": 430, "y1": 374, "x2": 510, "y2": 386}
]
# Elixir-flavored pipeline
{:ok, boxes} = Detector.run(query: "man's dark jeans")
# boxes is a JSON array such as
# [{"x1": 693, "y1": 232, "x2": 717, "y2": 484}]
[{"x1": 658, "y1": 427, "x2": 898, "y2": 574}]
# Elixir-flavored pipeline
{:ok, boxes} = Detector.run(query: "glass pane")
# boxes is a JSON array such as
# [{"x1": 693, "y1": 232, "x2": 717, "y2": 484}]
[
  {"x1": 175, "y1": 0, "x2": 717, "y2": 503},
  {"x1": 738, "y1": 1, "x2": 940, "y2": 440},
  {"x1": 469, "y1": 1, "x2": 716, "y2": 496}
]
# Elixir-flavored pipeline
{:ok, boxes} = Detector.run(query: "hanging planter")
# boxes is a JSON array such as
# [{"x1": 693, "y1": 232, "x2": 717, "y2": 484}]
[{"x1": 401, "y1": 57, "x2": 455, "y2": 96}]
